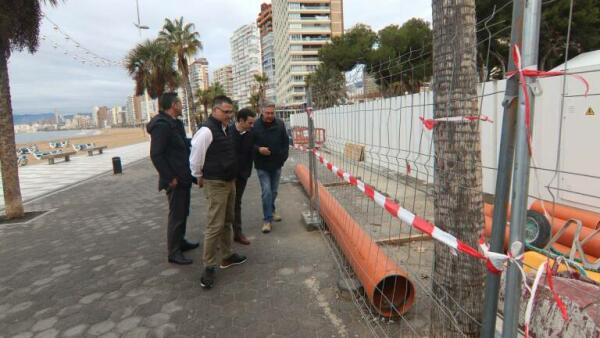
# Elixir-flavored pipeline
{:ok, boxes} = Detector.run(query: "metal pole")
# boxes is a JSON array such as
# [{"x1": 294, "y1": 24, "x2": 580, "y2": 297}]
[
  {"x1": 306, "y1": 87, "x2": 319, "y2": 213},
  {"x1": 480, "y1": 0, "x2": 524, "y2": 336},
  {"x1": 502, "y1": 0, "x2": 542, "y2": 336}
]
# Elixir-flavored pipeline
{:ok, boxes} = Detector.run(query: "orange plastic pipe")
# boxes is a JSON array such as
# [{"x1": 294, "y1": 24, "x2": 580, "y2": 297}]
[
  {"x1": 484, "y1": 204, "x2": 600, "y2": 257},
  {"x1": 549, "y1": 242, "x2": 599, "y2": 263},
  {"x1": 530, "y1": 200, "x2": 600, "y2": 230},
  {"x1": 295, "y1": 164, "x2": 415, "y2": 317}
]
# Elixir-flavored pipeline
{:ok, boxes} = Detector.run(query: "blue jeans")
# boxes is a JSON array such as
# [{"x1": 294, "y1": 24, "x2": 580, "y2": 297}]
[{"x1": 256, "y1": 168, "x2": 281, "y2": 222}]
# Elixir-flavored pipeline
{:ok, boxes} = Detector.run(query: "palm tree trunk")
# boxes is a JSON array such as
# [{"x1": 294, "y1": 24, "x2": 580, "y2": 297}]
[
  {"x1": 180, "y1": 64, "x2": 197, "y2": 134},
  {"x1": 430, "y1": 0, "x2": 485, "y2": 336},
  {"x1": 0, "y1": 54, "x2": 24, "y2": 219}
]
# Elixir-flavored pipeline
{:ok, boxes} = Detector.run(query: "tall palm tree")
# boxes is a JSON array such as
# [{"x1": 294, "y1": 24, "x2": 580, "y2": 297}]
[
  {"x1": 159, "y1": 17, "x2": 202, "y2": 133},
  {"x1": 125, "y1": 39, "x2": 179, "y2": 100},
  {"x1": 430, "y1": 0, "x2": 485, "y2": 336},
  {"x1": 0, "y1": 0, "x2": 60, "y2": 219}
]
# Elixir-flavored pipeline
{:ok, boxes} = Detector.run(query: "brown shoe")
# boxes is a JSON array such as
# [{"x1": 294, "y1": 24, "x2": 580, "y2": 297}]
[
  {"x1": 262, "y1": 222, "x2": 272, "y2": 233},
  {"x1": 234, "y1": 234, "x2": 251, "y2": 245}
]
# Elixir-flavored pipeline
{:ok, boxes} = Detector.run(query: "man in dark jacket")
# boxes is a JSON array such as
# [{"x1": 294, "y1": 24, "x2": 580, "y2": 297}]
[
  {"x1": 147, "y1": 92, "x2": 198, "y2": 265},
  {"x1": 190, "y1": 95, "x2": 247, "y2": 289},
  {"x1": 253, "y1": 102, "x2": 289, "y2": 234},
  {"x1": 231, "y1": 108, "x2": 257, "y2": 245}
]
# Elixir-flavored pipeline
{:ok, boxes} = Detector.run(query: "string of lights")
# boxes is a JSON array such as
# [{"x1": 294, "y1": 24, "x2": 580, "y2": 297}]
[{"x1": 41, "y1": 12, "x2": 125, "y2": 68}]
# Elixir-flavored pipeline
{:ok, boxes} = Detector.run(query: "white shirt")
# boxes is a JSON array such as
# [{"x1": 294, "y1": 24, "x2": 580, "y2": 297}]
[{"x1": 189, "y1": 124, "x2": 228, "y2": 178}]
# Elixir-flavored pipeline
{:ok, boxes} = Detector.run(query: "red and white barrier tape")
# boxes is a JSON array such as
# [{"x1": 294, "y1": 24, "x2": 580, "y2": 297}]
[
  {"x1": 292, "y1": 144, "x2": 509, "y2": 273},
  {"x1": 293, "y1": 144, "x2": 573, "y2": 330},
  {"x1": 419, "y1": 115, "x2": 494, "y2": 130}
]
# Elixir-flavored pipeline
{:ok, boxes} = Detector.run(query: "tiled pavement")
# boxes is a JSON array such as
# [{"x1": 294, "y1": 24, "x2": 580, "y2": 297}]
[
  {"x1": 0, "y1": 142, "x2": 151, "y2": 210},
  {"x1": 0, "y1": 158, "x2": 372, "y2": 338}
]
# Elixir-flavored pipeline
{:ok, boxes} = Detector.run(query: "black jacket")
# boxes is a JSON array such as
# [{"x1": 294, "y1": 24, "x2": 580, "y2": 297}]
[
  {"x1": 231, "y1": 125, "x2": 254, "y2": 179},
  {"x1": 147, "y1": 112, "x2": 195, "y2": 191},
  {"x1": 253, "y1": 117, "x2": 289, "y2": 172},
  {"x1": 202, "y1": 116, "x2": 237, "y2": 181}
]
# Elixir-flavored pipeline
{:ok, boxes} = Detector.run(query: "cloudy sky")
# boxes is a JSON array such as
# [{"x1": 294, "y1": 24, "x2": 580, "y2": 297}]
[{"x1": 9, "y1": 0, "x2": 431, "y2": 115}]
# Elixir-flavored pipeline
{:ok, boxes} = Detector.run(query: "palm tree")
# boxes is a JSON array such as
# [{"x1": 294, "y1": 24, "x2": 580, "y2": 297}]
[
  {"x1": 0, "y1": 0, "x2": 60, "y2": 219},
  {"x1": 430, "y1": 0, "x2": 485, "y2": 336},
  {"x1": 159, "y1": 17, "x2": 202, "y2": 133},
  {"x1": 196, "y1": 82, "x2": 225, "y2": 122},
  {"x1": 125, "y1": 39, "x2": 179, "y2": 100},
  {"x1": 253, "y1": 73, "x2": 269, "y2": 107},
  {"x1": 249, "y1": 92, "x2": 261, "y2": 113}
]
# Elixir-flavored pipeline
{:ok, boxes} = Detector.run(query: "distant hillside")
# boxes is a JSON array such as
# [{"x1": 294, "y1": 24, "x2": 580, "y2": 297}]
[{"x1": 14, "y1": 113, "x2": 54, "y2": 125}]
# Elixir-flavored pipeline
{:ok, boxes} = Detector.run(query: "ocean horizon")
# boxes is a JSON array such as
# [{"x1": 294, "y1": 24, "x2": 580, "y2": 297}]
[{"x1": 15, "y1": 129, "x2": 101, "y2": 145}]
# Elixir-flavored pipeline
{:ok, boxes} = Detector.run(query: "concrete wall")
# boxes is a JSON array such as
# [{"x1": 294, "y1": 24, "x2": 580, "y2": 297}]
[{"x1": 291, "y1": 67, "x2": 600, "y2": 212}]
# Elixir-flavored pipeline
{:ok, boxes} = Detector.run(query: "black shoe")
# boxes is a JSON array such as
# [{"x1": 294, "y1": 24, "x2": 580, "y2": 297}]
[
  {"x1": 220, "y1": 253, "x2": 247, "y2": 269},
  {"x1": 200, "y1": 266, "x2": 216, "y2": 289},
  {"x1": 181, "y1": 240, "x2": 199, "y2": 252},
  {"x1": 168, "y1": 252, "x2": 192, "y2": 265}
]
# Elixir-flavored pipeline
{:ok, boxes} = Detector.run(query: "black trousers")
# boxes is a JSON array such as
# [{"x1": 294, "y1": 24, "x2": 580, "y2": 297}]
[
  {"x1": 233, "y1": 177, "x2": 248, "y2": 236},
  {"x1": 166, "y1": 184, "x2": 191, "y2": 257}
]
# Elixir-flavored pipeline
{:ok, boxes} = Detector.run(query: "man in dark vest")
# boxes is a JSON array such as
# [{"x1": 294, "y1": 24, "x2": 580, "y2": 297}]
[
  {"x1": 190, "y1": 95, "x2": 247, "y2": 289},
  {"x1": 147, "y1": 92, "x2": 199, "y2": 265},
  {"x1": 253, "y1": 101, "x2": 289, "y2": 233},
  {"x1": 231, "y1": 108, "x2": 257, "y2": 245}
]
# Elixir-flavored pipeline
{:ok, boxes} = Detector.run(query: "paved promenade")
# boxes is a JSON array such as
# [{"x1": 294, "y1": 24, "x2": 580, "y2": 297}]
[
  {"x1": 0, "y1": 158, "x2": 369, "y2": 337},
  {"x1": 0, "y1": 142, "x2": 150, "y2": 210}
]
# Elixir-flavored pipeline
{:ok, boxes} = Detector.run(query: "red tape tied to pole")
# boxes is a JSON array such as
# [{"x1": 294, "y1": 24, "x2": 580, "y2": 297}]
[
  {"x1": 419, "y1": 115, "x2": 493, "y2": 130},
  {"x1": 506, "y1": 44, "x2": 590, "y2": 153}
]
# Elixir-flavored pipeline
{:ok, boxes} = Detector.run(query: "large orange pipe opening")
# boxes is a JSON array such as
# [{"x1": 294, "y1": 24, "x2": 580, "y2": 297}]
[{"x1": 295, "y1": 164, "x2": 416, "y2": 317}]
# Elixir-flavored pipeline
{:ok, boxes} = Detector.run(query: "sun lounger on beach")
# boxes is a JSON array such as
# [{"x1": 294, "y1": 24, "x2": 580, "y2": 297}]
[
  {"x1": 17, "y1": 154, "x2": 28, "y2": 167},
  {"x1": 72, "y1": 143, "x2": 96, "y2": 151},
  {"x1": 49, "y1": 140, "x2": 69, "y2": 149}
]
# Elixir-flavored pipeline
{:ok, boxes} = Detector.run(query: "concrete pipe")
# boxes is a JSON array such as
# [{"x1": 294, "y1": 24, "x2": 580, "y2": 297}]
[{"x1": 295, "y1": 164, "x2": 415, "y2": 317}]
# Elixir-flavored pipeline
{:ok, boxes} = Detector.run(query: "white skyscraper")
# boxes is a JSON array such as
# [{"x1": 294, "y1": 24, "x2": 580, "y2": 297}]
[
  {"x1": 230, "y1": 23, "x2": 262, "y2": 108},
  {"x1": 272, "y1": 0, "x2": 344, "y2": 107},
  {"x1": 212, "y1": 65, "x2": 234, "y2": 98}
]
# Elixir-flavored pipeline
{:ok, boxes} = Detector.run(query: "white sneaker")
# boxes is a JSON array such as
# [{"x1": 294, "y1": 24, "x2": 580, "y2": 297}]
[
  {"x1": 272, "y1": 212, "x2": 282, "y2": 222},
  {"x1": 262, "y1": 222, "x2": 272, "y2": 233}
]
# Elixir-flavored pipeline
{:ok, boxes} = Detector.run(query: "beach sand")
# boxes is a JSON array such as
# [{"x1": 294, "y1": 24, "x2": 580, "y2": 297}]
[{"x1": 17, "y1": 127, "x2": 149, "y2": 165}]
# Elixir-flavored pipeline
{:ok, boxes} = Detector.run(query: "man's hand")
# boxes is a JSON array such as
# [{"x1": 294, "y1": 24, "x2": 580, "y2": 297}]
[
  {"x1": 169, "y1": 177, "x2": 178, "y2": 189},
  {"x1": 197, "y1": 177, "x2": 204, "y2": 188},
  {"x1": 259, "y1": 147, "x2": 271, "y2": 156}
]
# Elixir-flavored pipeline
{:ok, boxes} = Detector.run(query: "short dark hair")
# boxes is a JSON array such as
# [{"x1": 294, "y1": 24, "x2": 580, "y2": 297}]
[
  {"x1": 159, "y1": 92, "x2": 179, "y2": 111},
  {"x1": 236, "y1": 108, "x2": 257, "y2": 122},
  {"x1": 212, "y1": 95, "x2": 233, "y2": 108}
]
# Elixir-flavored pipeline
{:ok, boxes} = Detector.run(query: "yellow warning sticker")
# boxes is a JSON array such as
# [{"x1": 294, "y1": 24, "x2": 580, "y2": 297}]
[{"x1": 586, "y1": 107, "x2": 596, "y2": 116}]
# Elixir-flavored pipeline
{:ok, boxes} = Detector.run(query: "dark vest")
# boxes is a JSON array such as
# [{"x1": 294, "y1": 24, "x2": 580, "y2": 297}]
[{"x1": 202, "y1": 116, "x2": 237, "y2": 181}]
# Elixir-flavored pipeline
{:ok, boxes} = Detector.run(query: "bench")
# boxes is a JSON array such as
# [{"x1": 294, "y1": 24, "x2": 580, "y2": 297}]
[
  {"x1": 40, "y1": 151, "x2": 77, "y2": 165},
  {"x1": 85, "y1": 145, "x2": 107, "y2": 156}
]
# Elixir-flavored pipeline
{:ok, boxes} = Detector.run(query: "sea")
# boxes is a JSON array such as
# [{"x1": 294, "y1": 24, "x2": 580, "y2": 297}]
[{"x1": 15, "y1": 129, "x2": 101, "y2": 144}]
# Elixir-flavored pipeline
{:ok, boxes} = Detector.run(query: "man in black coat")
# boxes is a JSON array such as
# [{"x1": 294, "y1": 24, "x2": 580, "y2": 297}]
[
  {"x1": 230, "y1": 108, "x2": 257, "y2": 245},
  {"x1": 253, "y1": 102, "x2": 289, "y2": 234},
  {"x1": 147, "y1": 92, "x2": 198, "y2": 265}
]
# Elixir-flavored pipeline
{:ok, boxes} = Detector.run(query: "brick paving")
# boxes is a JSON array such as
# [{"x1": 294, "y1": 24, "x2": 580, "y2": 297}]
[{"x1": 0, "y1": 159, "x2": 371, "y2": 338}]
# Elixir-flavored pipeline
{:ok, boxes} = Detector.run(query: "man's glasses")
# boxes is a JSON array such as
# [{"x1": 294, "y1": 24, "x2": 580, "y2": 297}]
[{"x1": 216, "y1": 107, "x2": 233, "y2": 114}]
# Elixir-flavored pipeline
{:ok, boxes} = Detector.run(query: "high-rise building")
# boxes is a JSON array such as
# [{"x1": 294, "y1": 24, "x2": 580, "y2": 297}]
[
  {"x1": 212, "y1": 65, "x2": 234, "y2": 98},
  {"x1": 190, "y1": 58, "x2": 210, "y2": 93},
  {"x1": 96, "y1": 106, "x2": 111, "y2": 128},
  {"x1": 257, "y1": 3, "x2": 276, "y2": 104},
  {"x1": 178, "y1": 58, "x2": 209, "y2": 126},
  {"x1": 230, "y1": 23, "x2": 262, "y2": 108},
  {"x1": 272, "y1": 0, "x2": 344, "y2": 107}
]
